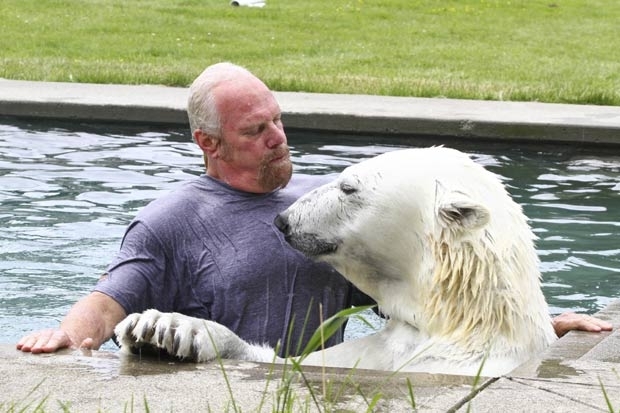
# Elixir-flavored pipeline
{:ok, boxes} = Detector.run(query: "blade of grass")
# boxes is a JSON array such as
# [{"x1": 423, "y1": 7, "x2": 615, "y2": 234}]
[
  {"x1": 598, "y1": 377, "x2": 616, "y2": 413},
  {"x1": 298, "y1": 305, "x2": 375, "y2": 359}
]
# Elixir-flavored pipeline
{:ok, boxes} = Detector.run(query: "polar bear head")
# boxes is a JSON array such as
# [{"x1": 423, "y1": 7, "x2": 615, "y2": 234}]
[{"x1": 276, "y1": 147, "x2": 552, "y2": 346}]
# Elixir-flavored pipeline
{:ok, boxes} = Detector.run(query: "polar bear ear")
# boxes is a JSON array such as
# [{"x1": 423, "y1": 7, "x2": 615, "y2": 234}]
[{"x1": 436, "y1": 191, "x2": 490, "y2": 231}]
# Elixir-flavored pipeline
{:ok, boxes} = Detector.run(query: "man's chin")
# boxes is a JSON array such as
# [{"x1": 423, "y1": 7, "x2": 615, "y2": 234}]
[{"x1": 260, "y1": 163, "x2": 292, "y2": 191}]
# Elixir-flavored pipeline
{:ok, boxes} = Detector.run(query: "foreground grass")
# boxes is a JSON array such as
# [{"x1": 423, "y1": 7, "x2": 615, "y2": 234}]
[{"x1": 1, "y1": 0, "x2": 619, "y2": 105}]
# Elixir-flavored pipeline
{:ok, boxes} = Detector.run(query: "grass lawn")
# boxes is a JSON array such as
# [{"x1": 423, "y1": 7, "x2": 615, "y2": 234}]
[{"x1": 1, "y1": 0, "x2": 619, "y2": 105}]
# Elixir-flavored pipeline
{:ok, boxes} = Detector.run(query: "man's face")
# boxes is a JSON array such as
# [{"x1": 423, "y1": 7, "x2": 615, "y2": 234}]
[{"x1": 214, "y1": 77, "x2": 293, "y2": 193}]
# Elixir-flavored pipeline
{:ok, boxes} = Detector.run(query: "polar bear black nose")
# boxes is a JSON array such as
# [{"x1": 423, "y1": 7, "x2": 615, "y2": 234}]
[{"x1": 274, "y1": 213, "x2": 290, "y2": 235}]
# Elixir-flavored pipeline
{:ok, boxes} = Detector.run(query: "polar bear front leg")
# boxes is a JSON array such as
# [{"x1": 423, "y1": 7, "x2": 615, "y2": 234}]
[{"x1": 114, "y1": 309, "x2": 277, "y2": 363}]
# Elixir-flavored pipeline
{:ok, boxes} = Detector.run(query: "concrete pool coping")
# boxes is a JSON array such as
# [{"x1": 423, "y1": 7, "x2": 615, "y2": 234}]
[
  {"x1": 1, "y1": 78, "x2": 620, "y2": 145},
  {"x1": 1, "y1": 79, "x2": 619, "y2": 411}
]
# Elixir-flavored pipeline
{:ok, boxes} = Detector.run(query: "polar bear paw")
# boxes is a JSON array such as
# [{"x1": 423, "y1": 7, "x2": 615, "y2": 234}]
[{"x1": 114, "y1": 309, "x2": 236, "y2": 362}]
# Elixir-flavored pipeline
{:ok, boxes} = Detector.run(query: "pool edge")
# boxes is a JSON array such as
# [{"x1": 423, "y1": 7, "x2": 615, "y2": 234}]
[{"x1": 1, "y1": 79, "x2": 620, "y2": 145}]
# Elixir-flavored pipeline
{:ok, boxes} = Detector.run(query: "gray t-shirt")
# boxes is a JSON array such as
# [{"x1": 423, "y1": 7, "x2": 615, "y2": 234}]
[{"x1": 96, "y1": 173, "x2": 357, "y2": 356}]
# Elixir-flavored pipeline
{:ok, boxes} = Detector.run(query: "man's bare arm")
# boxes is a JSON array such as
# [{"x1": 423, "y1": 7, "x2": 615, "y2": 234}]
[{"x1": 16, "y1": 291, "x2": 126, "y2": 353}]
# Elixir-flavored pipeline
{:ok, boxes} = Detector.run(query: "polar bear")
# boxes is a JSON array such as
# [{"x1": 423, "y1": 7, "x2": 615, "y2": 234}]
[{"x1": 115, "y1": 147, "x2": 556, "y2": 377}]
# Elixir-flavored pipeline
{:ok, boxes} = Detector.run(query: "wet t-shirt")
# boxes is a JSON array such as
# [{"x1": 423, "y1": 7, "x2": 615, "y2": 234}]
[{"x1": 95, "y1": 174, "x2": 355, "y2": 355}]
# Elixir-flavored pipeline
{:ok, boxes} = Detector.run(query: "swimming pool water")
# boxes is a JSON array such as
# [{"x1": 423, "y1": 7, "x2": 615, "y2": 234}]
[{"x1": 1, "y1": 118, "x2": 618, "y2": 348}]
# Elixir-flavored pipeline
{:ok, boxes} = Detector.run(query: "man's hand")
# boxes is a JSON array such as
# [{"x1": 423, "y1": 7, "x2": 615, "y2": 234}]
[
  {"x1": 16, "y1": 328, "x2": 94, "y2": 353},
  {"x1": 16, "y1": 329, "x2": 96, "y2": 353},
  {"x1": 16, "y1": 291, "x2": 126, "y2": 354},
  {"x1": 552, "y1": 312, "x2": 613, "y2": 338}
]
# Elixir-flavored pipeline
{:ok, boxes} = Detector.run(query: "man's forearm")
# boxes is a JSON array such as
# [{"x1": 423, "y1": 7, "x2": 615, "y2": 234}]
[{"x1": 60, "y1": 291, "x2": 127, "y2": 349}]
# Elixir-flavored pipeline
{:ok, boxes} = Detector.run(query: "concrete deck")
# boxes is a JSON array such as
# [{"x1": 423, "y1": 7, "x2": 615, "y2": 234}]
[
  {"x1": 1, "y1": 79, "x2": 619, "y2": 411},
  {"x1": 2, "y1": 78, "x2": 620, "y2": 145}
]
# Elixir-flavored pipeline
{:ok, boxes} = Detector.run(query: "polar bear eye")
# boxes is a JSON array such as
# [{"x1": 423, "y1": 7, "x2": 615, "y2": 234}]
[{"x1": 340, "y1": 182, "x2": 358, "y2": 195}]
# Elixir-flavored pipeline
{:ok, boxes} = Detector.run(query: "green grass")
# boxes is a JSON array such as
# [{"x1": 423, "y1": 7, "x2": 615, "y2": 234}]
[{"x1": 1, "y1": 0, "x2": 619, "y2": 104}]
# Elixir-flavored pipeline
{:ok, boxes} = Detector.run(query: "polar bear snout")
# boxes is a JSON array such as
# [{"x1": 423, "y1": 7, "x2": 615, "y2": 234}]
[{"x1": 274, "y1": 211, "x2": 339, "y2": 258}]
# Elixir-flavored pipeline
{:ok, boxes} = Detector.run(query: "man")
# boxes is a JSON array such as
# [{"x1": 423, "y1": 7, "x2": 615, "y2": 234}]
[
  {"x1": 17, "y1": 62, "x2": 363, "y2": 356},
  {"x1": 17, "y1": 63, "x2": 611, "y2": 355}
]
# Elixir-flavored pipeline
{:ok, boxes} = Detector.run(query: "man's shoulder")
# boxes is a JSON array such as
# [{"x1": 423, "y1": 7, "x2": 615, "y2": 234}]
[{"x1": 136, "y1": 177, "x2": 210, "y2": 218}]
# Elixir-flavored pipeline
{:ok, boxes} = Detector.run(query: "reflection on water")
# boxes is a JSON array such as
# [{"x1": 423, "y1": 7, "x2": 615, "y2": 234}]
[{"x1": 0, "y1": 119, "x2": 618, "y2": 348}]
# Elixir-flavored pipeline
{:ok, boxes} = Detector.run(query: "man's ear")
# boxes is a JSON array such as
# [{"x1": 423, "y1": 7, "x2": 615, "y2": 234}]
[{"x1": 194, "y1": 129, "x2": 219, "y2": 157}]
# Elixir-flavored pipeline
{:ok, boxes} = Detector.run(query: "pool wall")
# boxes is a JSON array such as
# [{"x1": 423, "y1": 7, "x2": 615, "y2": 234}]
[{"x1": 1, "y1": 78, "x2": 620, "y2": 145}]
